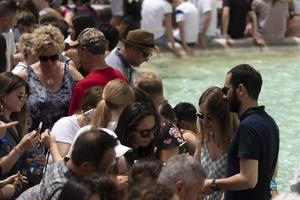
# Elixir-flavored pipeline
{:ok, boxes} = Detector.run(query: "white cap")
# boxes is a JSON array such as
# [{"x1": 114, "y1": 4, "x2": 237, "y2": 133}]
[{"x1": 100, "y1": 128, "x2": 132, "y2": 158}]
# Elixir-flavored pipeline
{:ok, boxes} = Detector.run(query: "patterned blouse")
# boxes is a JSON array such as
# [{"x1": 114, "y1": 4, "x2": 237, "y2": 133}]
[
  {"x1": 157, "y1": 122, "x2": 185, "y2": 150},
  {"x1": 26, "y1": 64, "x2": 75, "y2": 131},
  {"x1": 201, "y1": 139, "x2": 227, "y2": 200}
]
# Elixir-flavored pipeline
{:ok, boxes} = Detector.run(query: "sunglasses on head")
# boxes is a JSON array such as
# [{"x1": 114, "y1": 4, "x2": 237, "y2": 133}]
[
  {"x1": 38, "y1": 54, "x2": 59, "y2": 62},
  {"x1": 196, "y1": 112, "x2": 214, "y2": 121},
  {"x1": 133, "y1": 125, "x2": 156, "y2": 138}
]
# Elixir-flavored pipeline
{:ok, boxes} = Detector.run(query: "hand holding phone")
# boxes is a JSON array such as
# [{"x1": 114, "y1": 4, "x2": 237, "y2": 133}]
[
  {"x1": 179, "y1": 141, "x2": 187, "y2": 154},
  {"x1": 36, "y1": 122, "x2": 43, "y2": 139},
  {"x1": 83, "y1": 109, "x2": 95, "y2": 125}
]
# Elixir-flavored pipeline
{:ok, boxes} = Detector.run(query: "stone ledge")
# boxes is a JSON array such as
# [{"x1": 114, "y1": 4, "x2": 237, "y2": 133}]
[{"x1": 209, "y1": 37, "x2": 300, "y2": 49}]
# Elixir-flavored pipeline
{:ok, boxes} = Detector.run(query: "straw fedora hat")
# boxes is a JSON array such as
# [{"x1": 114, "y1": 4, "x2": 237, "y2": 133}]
[{"x1": 123, "y1": 29, "x2": 157, "y2": 49}]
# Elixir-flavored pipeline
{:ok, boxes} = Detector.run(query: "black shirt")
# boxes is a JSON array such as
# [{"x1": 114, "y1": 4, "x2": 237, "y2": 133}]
[
  {"x1": 223, "y1": 0, "x2": 252, "y2": 39},
  {"x1": 225, "y1": 106, "x2": 279, "y2": 200}
]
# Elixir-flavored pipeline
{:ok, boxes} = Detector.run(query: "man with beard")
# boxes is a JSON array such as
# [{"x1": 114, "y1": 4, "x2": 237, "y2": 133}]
[{"x1": 202, "y1": 64, "x2": 279, "y2": 200}]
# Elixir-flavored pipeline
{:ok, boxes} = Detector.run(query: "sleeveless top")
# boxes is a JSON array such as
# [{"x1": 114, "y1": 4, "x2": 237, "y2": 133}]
[
  {"x1": 201, "y1": 139, "x2": 227, "y2": 200},
  {"x1": 26, "y1": 63, "x2": 75, "y2": 131}
]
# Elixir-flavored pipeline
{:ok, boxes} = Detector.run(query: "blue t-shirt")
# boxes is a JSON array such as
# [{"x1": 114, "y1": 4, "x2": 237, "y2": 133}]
[{"x1": 225, "y1": 106, "x2": 279, "y2": 200}]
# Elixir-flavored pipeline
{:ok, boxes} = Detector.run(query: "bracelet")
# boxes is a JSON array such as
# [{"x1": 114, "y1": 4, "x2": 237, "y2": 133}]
[{"x1": 13, "y1": 147, "x2": 23, "y2": 155}]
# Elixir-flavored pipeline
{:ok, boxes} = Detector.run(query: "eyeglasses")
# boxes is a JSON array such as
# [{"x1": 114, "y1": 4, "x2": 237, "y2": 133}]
[
  {"x1": 38, "y1": 54, "x2": 59, "y2": 62},
  {"x1": 196, "y1": 112, "x2": 214, "y2": 121},
  {"x1": 15, "y1": 94, "x2": 28, "y2": 101},
  {"x1": 222, "y1": 87, "x2": 230, "y2": 96},
  {"x1": 133, "y1": 125, "x2": 156, "y2": 138},
  {"x1": 140, "y1": 49, "x2": 152, "y2": 59}
]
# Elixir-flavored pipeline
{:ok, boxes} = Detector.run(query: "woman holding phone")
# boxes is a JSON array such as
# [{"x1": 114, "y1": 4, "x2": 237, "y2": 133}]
[
  {"x1": 0, "y1": 72, "x2": 39, "y2": 180},
  {"x1": 45, "y1": 86, "x2": 103, "y2": 164}
]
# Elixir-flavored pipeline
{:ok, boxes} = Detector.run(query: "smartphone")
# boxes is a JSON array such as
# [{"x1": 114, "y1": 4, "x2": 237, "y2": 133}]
[
  {"x1": 179, "y1": 141, "x2": 187, "y2": 154},
  {"x1": 36, "y1": 122, "x2": 43, "y2": 138},
  {"x1": 83, "y1": 109, "x2": 95, "y2": 124}
]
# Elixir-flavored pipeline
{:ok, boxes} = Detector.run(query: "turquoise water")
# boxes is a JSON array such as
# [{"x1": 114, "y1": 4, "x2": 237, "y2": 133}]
[{"x1": 141, "y1": 48, "x2": 300, "y2": 192}]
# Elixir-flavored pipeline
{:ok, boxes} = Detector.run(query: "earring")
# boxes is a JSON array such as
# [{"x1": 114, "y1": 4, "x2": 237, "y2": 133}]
[{"x1": 0, "y1": 103, "x2": 3, "y2": 113}]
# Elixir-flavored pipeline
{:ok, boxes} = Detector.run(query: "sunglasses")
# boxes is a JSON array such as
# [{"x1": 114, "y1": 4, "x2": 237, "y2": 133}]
[
  {"x1": 196, "y1": 112, "x2": 214, "y2": 121},
  {"x1": 38, "y1": 54, "x2": 59, "y2": 62},
  {"x1": 133, "y1": 125, "x2": 156, "y2": 138},
  {"x1": 16, "y1": 94, "x2": 28, "y2": 101},
  {"x1": 140, "y1": 49, "x2": 152, "y2": 58},
  {"x1": 11, "y1": 93, "x2": 28, "y2": 101}
]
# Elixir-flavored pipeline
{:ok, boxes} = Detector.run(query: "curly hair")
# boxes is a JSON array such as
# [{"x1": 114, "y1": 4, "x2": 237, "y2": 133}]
[{"x1": 31, "y1": 25, "x2": 65, "y2": 55}]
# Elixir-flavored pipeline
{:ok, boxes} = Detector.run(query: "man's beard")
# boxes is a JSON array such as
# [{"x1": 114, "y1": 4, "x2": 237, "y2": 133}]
[{"x1": 228, "y1": 90, "x2": 241, "y2": 113}]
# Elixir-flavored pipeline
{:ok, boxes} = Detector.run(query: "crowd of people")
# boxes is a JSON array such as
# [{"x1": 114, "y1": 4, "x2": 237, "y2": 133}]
[{"x1": 0, "y1": 0, "x2": 300, "y2": 200}]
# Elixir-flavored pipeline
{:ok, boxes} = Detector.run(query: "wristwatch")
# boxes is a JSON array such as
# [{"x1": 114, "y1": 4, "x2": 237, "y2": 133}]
[{"x1": 210, "y1": 179, "x2": 221, "y2": 191}]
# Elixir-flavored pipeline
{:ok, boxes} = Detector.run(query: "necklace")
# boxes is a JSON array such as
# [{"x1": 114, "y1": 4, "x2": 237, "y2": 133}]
[{"x1": 47, "y1": 79, "x2": 54, "y2": 86}]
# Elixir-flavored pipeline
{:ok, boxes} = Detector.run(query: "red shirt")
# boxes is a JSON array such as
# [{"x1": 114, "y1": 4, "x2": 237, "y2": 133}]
[{"x1": 68, "y1": 66, "x2": 127, "y2": 115}]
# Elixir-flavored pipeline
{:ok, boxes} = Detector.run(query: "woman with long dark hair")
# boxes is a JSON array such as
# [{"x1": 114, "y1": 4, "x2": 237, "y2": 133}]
[
  {"x1": 115, "y1": 102, "x2": 159, "y2": 168},
  {"x1": 0, "y1": 72, "x2": 39, "y2": 179}
]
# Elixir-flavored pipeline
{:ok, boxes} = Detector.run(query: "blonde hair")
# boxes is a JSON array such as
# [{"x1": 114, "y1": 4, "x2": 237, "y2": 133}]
[
  {"x1": 91, "y1": 79, "x2": 135, "y2": 128},
  {"x1": 135, "y1": 71, "x2": 163, "y2": 98},
  {"x1": 19, "y1": 33, "x2": 35, "y2": 58},
  {"x1": 31, "y1": 25, "x2": 65, "y2": 55}
]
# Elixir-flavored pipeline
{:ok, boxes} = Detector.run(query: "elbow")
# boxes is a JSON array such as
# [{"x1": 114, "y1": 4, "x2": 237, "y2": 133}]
[
  {"x1": 204, "y1": 12, "x2": 212, "y2": 23},
  {"x1": 246, "y1": 178, "x2": 258, "y2": 189}
]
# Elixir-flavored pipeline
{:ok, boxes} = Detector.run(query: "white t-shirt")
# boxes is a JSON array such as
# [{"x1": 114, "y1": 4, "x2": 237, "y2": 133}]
[
  {"x1": 190, "y1": 0, "x2": 218, "y2": 36},
  {"x1": 2, "y1": 29, "x2": 16, "y2": 70},
  {"x1": 46, "y1": 115, "x2": 80, "y2": 166},
  {"x1": 141, "y1": 0, "x2": 172, "y2": 39},
  {"x1": 12, "y1": 62, "x2": 27, "y2": 75},
  {"x1": 51, "y1": 115, "x2": 80, "y2": 145},
  {"x1": 173, "y1": 2, "x2": 200, "y2": 43}
]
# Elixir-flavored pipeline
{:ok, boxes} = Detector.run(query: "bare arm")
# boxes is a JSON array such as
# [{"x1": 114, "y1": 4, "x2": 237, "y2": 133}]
[
  {"x1": 68, "y1": 60, "x2": 83, "y2": 81},
  {"x1": 0, "y1": 131, "x2": 38, "y2": 174},
  {"x1": 165, "y1": 14, "x2": 182, "y2": 57},
  {"x1": 160, "y1": 147, "x2": 179, "y2": 163},
  {"x1": 178, "y1": 21, "x2": 193, "y2": 56},
  {"x1": 193, "y1": 140, "x2": 202, "y2": 160},
  {"x1": 41, "y1": 130, "x2": 63, "y2": 162},
  {"x1": 248, "y1": 11, "x2": 258, "y2": 37},
  {"x1": 199, "y1": 11, "x2": 212, "y2": 48},
  {"x1": 48, "y1": 142, "x2": 63, "y2": 162},
  {"x1": 56, "y1": 142, "x2": 71, "y2": 158},
  {"x1": 222, "y1": 7, "x2": 230, "y2": 38},
  {"x1": 248, "y1": 11, "x2": 265, "y2": 45},
  {"x1": 0, "y1": 121, "x2": 18, "y2": 140},
  {"x1": 203, "y1": 158, "x2": 258, "y2": 193}
]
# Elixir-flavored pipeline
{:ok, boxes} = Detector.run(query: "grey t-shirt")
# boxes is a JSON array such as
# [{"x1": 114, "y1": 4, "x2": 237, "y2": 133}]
[{"x1": 105, "y1": 48, "x2": 135, "y2": 84}]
